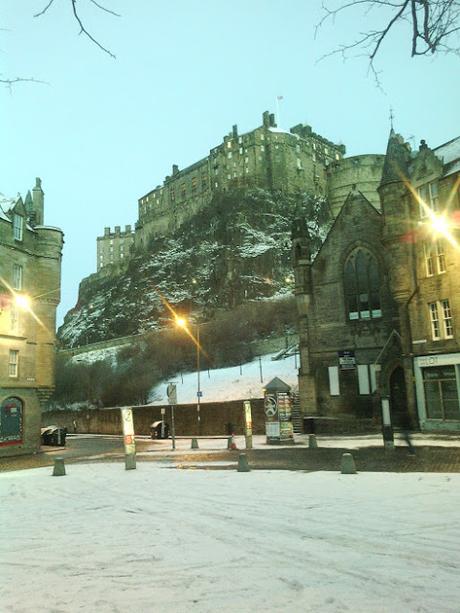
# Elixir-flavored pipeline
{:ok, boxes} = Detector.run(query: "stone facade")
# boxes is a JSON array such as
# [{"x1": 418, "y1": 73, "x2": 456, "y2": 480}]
[
  {"x1": 0, "y1": 179, "x2": 63, "y2": 456},
  {"x1": 293, "y1": 131, "x2": 460, "y2": 431},
  {"x1": 97, "y1": 224, "x2": 134, "y2": 272},
  {"x1": 96, "y1": 110, "x2": 356, "y2": 268}
]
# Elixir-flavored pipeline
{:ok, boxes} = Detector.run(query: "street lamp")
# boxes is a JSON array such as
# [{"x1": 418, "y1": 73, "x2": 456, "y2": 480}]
[{"x1": 175, "y1": 315, "x2": 202, "y2": 434}]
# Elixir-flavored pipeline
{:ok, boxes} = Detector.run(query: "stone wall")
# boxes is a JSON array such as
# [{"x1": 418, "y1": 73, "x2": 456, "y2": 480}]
[{"x1": 43, "y1": 399, "x2": 266, "y2": 436}]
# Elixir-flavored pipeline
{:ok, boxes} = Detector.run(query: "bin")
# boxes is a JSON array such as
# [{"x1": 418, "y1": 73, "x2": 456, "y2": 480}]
[{"x1": 150, "y1": 421, "x2": 170, "y2": 439}]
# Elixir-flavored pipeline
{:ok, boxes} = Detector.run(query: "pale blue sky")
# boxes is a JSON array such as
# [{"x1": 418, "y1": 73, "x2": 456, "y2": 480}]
[{"x1": 1, "y1": 1, "x2": 458, "y2": 324}]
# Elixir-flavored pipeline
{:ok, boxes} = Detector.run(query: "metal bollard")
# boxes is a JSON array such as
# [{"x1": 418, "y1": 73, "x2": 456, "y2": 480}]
[
  {"x1": 52, "y1": 457, "x2": 66, "y2": 476},
  {"x1": 340, "y1": 452, "x2": 357, "y2": 474},
  {"x1": 191, "y1": 438, "x2": 199, "y2": 449},
  {"x1": 237, "y1": 453, "x2": 250, "y2": 472},
  {"x1": 308, "y1": 434, "x2": 318, "y2": 449}
]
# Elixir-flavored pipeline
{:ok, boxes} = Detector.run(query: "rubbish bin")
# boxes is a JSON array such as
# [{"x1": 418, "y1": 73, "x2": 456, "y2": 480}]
[
  {"x1": 303, "y1": 417, "x2": 316, "y2": 435},
  {"x1": 150, "y1": 421, "x2": 170, "y2": 439},
  {"x1": 41, "y1": 426, "x2": 67, "y2": 446}
]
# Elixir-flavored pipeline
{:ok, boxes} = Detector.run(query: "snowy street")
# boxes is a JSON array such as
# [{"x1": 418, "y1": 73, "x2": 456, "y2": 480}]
[{"x1": 1, "y1": 464, "x2": 459, "y2": 612}]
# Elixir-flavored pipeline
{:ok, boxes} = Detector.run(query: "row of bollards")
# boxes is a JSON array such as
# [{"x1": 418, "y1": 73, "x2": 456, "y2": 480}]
[{"x1": 51, "y1": 441, "x2": 357, "y2": 476}]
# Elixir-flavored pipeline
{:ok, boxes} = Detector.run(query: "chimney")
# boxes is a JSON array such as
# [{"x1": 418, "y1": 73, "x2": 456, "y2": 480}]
[
  {"x1": 262, "y1": 111, "x2": 270, "y2": 128},
  {"x1": 269, "y1": 113, "x2": 276, "y2": 128},
  {"x1": 104, "y1": 227, "x2": 110, "y2": 237},
  {"x1": 115, "y1": 226, "x2": 121, "y2": 235},
  {"x1": 172, "y1": 164, "x2": 179, "y2": 175},
  {"x1": 32, "y1": 177, "x2": 44, "y2": 225},
  {"x1": 232, "y1": 124, "x2": 238, "y2": 138},
  {"x1": 125, "y1": 224, "x2": 132, "y2": 233}
]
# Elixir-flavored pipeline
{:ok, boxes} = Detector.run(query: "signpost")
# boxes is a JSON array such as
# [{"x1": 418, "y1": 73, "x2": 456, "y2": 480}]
[
  {"x1": 381, "y1": 397, "x2": 394, "y2": 450},
  {"x1": 243, "y1": 400, "x2": 253, "y2": 449},
  {"x1": 120, "y1": 408, "x2": 136, "y2": 470},
  {"x1": 167, "y1": 382, "x2": 177, "y2": 450}
]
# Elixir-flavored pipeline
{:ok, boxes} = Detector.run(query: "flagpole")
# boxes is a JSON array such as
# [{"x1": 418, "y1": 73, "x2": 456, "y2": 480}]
[{"x1": 275, "y1": 96, "x2": 283, "y2": 128}]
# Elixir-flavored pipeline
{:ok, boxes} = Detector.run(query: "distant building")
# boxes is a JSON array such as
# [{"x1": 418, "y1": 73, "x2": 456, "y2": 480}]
[
  {"x1": 95, "y1": 111, "x2": 386, "y2": 272},
  {"x1": 0, "y1": 179, "x2": 64, "y2": 456},
  {"x1": 293, "y1": 131, "x2": 460, "y2": 431},
  {"x1": 97, "y1": 224, "x2": 134, "y2": 272}
]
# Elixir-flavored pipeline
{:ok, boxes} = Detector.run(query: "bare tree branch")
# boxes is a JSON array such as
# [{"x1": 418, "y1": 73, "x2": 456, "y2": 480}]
[
  {"x1": 34, "y1": 0, "x2": 119, "y2": 59},
  {"x1": 317, "y1": 0, "x2": 460, "y2": 70}
]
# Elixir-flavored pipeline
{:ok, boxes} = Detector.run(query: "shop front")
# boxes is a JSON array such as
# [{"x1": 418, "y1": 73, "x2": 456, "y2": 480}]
[{"x1": 414, "y1": 353, "x2": 460, "y2": 431}]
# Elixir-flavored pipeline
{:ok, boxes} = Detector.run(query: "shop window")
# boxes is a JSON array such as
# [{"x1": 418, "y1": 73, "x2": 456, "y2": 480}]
[
  {"x1": 423, "y1": 365, "x2": 460, "y2": 420},
  {"x1": 344, "y1": 249, "x2": 381, "y2": 320}
]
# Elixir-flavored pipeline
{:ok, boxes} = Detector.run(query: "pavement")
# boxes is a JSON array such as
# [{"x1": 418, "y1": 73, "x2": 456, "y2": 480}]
[{"x1": 1, "y1": 432, "x2": 460, "y2": 473}]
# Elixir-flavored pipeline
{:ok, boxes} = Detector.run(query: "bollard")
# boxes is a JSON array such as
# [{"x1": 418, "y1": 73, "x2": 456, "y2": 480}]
[
  {"x1": 227, "y1": 436, "x2": 233, "y2": 450},
  {"x1": 340, "y1": 452, "x2": 357, "y2": 475},
  {"x1": 52, "y1": 457, "x2": 66, "y2": 477},
  {"x1": 237, "y1": 453, "x2": 250, "y2": 472},
  {"x1": 191, "y1": 438, "x2": 199, "y2": 449},
  {"x1": 125, "y1": 453, "x2": 136, "y2": 470},
  {"x1": 308, "y1": 434, "x2": 318, "y2": 449}
]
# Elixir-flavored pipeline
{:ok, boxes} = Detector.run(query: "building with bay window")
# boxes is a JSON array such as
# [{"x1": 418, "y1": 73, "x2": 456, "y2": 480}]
[
  {"x1": 293, "y1": 130, "x2": 460, "y2": 431},
  {"x1": 0, "y1": 179, "x2": 64, "y2": 456}
]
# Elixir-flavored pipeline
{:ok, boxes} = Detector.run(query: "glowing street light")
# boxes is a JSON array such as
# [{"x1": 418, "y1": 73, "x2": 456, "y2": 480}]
[
  {"x1": 175, "y1": 315, "x2": 202, "y2": 434},
  {"x1": 15, "y1": 294, "x2": 31, "y2": 311}
]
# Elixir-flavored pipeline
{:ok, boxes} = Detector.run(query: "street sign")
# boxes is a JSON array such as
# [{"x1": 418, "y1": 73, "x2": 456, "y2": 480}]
[
  {"x1": 197, "y1": 391, "x2": 203, "y2": 398},
  {"x1": 338, "y1": 349, "x2": 356, "y2": 370},
  {"x1": 167, "y1": 383, "x2": 177, "y2": 405}
]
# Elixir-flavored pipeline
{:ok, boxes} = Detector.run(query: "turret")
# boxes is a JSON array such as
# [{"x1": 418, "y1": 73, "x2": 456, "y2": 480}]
[
  {"x1": 292, "y1": 216, "x2": 313, "y2": 316},
  {"x1": 378, "y1": 130, "x2": 414, "y2": 303},
  {"x1": 32, "y1": 177, "x2": 44, "y2": 226}
]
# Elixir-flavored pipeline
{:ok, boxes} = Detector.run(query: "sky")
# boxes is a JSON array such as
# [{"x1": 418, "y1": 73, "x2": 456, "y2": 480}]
[{"x1": 1, "y1": 1, "x2": 458, "y2": 324}]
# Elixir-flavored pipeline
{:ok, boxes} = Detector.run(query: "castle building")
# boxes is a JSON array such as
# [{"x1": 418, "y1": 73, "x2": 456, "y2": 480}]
[
  {"x1": 97, "y1": 224, "x2": 134, "y2": 272},
  {"x1": 293, "y1": 131, "x2": 460, "y2": 431},
  {"x1": 0, "y1": 179, "x2": 64, "y2": 456}
]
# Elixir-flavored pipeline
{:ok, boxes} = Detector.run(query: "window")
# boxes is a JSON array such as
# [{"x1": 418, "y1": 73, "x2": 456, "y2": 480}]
[
  {"x1": 8, "y1": 350, "x2": 19, "y2": 377},
  {"x1": 429, "y1": 299, "x2": 454, "y2": 340},
  {"x1": 260, "y1": 145, "x2": 265, "y2": 152},
  {"x1": 328, "y1": 366, "x2": 340, "y2": 396},
  {"x1": 296, "y1": 158, "x2": 302, "y2": 170},
  {"x1": 227, "y1": 141, "x2": 232, "y2": 149},
  {"x1": 418, "y1": 181, "x2": 439, "y2": 218},
  {"x1": 10, "y1": 307, "x2": 19, "y2": 334},
  {"x1": 13, "y1": 214, "x2": 23, "y2": 241},
  {"x1": 13, "y1": 264, "x2": 23, "y2": 290},
  {"x1": 191, "y1": 177, "x2": 197, "y2": 191},
  {"x1": 357, "y1": 365, "x2": 370, "y2": 395},
  {"x1": 344, "y1": 249, "x2": 381, "y2": 320},
  {"x1": 425, "y1": 240, "x2": 446, "y2": 275},
  {"x1": 227, "y1": 152, "x2": 232, "y2": 159},
  {"x1": 423, "y1": 366, "x2": 460, "y2": 420}
]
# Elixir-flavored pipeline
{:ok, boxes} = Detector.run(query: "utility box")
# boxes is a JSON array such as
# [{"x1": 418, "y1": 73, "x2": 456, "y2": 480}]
[{"x1": 264, "y1": 377, "x2": 294, "y2": 445}]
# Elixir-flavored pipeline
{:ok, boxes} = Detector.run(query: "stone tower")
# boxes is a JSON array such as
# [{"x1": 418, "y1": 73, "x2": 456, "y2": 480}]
[{"x1": 292, "y1": 216, "x2": 317, "y2": 415}]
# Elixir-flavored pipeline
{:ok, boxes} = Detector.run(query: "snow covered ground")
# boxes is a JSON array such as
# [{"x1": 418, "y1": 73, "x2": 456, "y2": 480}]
[
  {"x1": 2, "y1": 464, "x2": 459, "y2": 612},
  {"x1": 149, "y1": 352, "x2": 298, "y2": 404}
]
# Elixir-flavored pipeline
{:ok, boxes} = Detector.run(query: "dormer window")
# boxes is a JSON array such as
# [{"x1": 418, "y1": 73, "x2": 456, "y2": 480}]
[{"x1": 13, "y1": 214, "x2": 23, "y2": 241}]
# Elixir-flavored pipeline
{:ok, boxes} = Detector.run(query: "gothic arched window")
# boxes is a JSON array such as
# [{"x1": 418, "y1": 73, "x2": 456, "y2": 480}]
[{"x1": 344, "y1": 249, "x2": 382, "y2": 320}]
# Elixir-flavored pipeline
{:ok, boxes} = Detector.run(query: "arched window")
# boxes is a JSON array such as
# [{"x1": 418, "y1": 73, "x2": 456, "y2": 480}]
[{"x1": 344, "y1": 249, "x2": 381, "y2": 320}]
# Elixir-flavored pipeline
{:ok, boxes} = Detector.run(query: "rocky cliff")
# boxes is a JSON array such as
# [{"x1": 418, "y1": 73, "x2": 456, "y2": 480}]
[{"x1": 58, "y1": 188, "x2": 330, "y2": 348}]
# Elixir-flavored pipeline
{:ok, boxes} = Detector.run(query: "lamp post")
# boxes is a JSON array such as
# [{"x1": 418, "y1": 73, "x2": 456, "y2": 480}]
[{"x1": 176, "y1": 316, "x2": 202, "y2": 435}]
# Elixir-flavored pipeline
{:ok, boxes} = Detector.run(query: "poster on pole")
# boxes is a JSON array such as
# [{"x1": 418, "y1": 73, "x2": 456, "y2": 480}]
[{"x1": 121, "y1": 408, "x2": 136, "y2": 457}]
